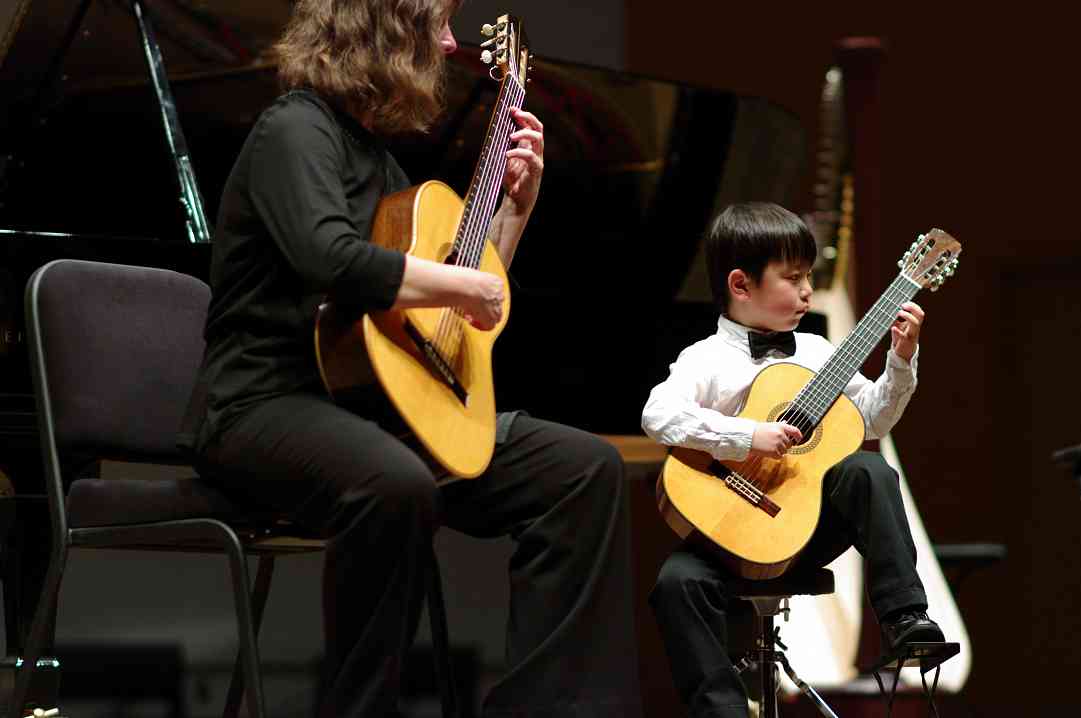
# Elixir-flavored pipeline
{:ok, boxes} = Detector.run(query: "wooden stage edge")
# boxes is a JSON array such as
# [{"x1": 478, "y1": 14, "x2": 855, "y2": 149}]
[{"x1": 597, "y1": 434, "x2": 669, "y2": 469}]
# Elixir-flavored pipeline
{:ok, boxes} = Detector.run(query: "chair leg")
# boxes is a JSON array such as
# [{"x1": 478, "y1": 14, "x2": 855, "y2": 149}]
[
  {"x1": 223, "y1": 555, "x2": 276, "y2": 718},
  {"x1": 8, "y1": 542, "x2": 67, "y2": 718},
  {"x1": 218, "y1": 530, "x2": 267, "y2": 718},
  {"x1": 758, "y1": 614, "x2": 778, "y2": 718},
  {"x1": 427, "y1": 548, "x2": 458, "y2": 718}
]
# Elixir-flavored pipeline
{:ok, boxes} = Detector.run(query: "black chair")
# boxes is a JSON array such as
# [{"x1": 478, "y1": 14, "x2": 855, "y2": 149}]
[{"x1": 12, "y1": 259, "x2": 457, "y2": 718}]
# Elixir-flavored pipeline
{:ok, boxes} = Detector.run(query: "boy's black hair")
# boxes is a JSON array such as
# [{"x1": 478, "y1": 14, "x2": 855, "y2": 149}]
[{"x1": 704, "y1": 202, "x2": 818, "y2": 313}]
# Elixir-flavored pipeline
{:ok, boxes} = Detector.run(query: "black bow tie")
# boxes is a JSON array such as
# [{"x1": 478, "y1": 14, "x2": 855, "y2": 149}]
[{"x1": 748, "y1": 330, "x2": 796, "y2": 359}]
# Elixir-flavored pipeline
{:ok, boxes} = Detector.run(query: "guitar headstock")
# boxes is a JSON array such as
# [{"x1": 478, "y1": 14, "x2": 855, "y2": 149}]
[
  {"x1": 897, "y1": 228, "x2": 962, "y2": 292},
  {"x1": 480, "y1": 14, "x2": 533, "y2": 88}
]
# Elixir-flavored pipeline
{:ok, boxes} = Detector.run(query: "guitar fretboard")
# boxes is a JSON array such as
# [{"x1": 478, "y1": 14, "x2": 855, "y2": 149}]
[
  {"x1": 452, "y1": 73, "x2": 527, "y2": 269},
  {"x1": 790, "y1": 273, "x2": 921, "y2": 427}
]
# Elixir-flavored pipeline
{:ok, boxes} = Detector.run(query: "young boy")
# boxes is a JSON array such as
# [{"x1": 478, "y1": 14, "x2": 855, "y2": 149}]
[{"x1": 641, "y1": 202, "x2": 944, "y2": 717}]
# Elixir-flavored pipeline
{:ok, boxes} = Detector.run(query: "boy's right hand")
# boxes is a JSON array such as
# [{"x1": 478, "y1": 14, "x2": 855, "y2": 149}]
[{"x1": 750, "y1": 422, "x2": 803, "y2": 459}]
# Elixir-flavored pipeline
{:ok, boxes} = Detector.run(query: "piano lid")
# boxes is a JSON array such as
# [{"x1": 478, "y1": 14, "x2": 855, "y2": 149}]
[
  {"x1": 0, "y1": 3, "x2": 809, "y2": 432},
  {"x1": 0, "y1": 0, "x2": 291, "y2": 138},
  {"x1": 0, "y1": 0, "x2": 31, "y2": 69}
]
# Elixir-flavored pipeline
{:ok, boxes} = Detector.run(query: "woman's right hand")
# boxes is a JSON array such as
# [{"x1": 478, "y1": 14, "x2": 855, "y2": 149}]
[
  {"x1": 750, "y1": 421, "x2": 803, "y2": 459},
  {"x1": 458, "y1": 269, "x2": 505, "y2": 330},
  {"x1": 392, "y1": 256, "x2": 504, "y2": 330}
]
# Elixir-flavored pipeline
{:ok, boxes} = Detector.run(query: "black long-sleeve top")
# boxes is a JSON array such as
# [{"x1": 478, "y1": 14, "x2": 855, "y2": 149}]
[{"x1": 179, "y1": 90, "x2": 410, "y2": 454}]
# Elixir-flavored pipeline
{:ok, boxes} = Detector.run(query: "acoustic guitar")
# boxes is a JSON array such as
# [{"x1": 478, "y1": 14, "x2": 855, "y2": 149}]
[
  {"x1": 656, "y1": 229, "x2": 962, "y2": 579},
  {"x1": 314, "y1": 15, "x2": 532, "y2": 478}
]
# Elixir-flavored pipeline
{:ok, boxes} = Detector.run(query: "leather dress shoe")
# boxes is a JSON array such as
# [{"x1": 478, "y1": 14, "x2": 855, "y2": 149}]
[{"x1": 881, "y1": 610, "x2": 945, "y2": 652}]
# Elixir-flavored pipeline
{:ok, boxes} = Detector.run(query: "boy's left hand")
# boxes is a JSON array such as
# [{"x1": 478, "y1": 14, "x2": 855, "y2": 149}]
[{"x1": 891, "y1": 301, "x2": 924, "y2": 362}]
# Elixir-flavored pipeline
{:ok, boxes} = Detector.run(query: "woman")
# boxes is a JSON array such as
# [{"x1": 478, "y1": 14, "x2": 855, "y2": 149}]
[{"x1": 178, "y1": 1, "x2": 642, "y2": 716}]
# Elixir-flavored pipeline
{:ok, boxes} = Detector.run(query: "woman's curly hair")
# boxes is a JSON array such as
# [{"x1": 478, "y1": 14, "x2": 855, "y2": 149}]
[{"x1": 275, "y1": 0, "x2": 461, "y2": 134}]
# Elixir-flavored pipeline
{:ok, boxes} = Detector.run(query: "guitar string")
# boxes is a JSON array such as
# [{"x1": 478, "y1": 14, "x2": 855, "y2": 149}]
[
  {"x1": 771, "y1": 279, "x2": 908, "y2": 439},
  {"x1": 436, "y1": 76, "x2": 524, "y2": 358},
  {"x1": 429, "y1": 88, "x2": 505, "y2": 356},
  {"x1": 733, "y1": 250, "x2": 948, "y2": 496},
  {"x1": 430, "y1": 76, "x2": 513, "y2": 355},
  {"x1": 429, "y1": 67, "x2": 524, "y2": 360},
  {"x1": 739, "y1": 272, "x2": 922, "y2": 493},
  {"x1": 788, "y1": 281, "x2": 907, "y2": 424},
  {"x1": 804, "y1": 277, "x2": 919, "y2": 418},
  {"x1": 792, "y1": 244, "x2": 956, "y2": 424},
  {"x1": 787, "y1": 275, "x2": 916, "y2": 425}
]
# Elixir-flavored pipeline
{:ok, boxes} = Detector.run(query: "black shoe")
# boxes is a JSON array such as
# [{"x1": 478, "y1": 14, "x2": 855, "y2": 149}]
[{"x1": 881, "y1": 610, "x2": 945, "y2": 653}]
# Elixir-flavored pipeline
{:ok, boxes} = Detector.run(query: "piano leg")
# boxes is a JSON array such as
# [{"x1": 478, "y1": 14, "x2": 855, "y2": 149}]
[
  {"x1": 3, "y1": 503, "x2": 54, "y2": 657},
  {"x1": 1, "y1": 458, "x2": 59, "y2": 713}
]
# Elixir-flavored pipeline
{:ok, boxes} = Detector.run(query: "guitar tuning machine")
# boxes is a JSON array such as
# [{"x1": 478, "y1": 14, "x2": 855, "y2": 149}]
[
  {"x1": 898, "y1": 248, "x2": 914, "y2": 268},
  {"x1": 481, "y1": 47, "x2": 507, "y2": 65}
]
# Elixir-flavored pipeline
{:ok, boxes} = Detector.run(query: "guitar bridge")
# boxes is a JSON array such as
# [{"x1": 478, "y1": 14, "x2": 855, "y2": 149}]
[
  {"x1": 403, "y1": 318, "x2": 468, "y2": 405},
  {"x1": 710, "y1": 461, "x2": 781, "y2": 517}
]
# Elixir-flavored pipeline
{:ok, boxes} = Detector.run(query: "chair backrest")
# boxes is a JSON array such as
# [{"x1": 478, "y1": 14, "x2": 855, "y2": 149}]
[{"x1": 25, "y1": 259, "x2": 210, "y2": 464}]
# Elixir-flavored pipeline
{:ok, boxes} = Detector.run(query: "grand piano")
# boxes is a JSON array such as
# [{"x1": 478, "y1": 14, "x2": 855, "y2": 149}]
[{"x1": 0, "y1": 0, "x2": 848, "y2": 713}]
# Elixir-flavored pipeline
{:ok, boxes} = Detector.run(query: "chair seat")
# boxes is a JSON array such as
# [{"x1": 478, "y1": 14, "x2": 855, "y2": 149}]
[
  {"x1": 731, "y1": 568, "x2": 835, "y2": 599},
  {"x1": 66, "y1": 477, "x2": 241, "y2": 528}
]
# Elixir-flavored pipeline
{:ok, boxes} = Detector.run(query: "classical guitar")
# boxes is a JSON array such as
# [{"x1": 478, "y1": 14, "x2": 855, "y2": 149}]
[
  {"x1": 656, "y1": 230, "x2": 962, "y2": 579},
  {"x1": 314, "y1": 15, "x2": 533, "y2": 478}
]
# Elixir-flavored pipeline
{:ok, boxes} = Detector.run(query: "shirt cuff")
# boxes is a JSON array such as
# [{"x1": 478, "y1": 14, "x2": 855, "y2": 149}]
[
  {"x1": 706, "y1": 416, "x2": 757, "y2": 462},
  {"x1": 886, "y1": 345, "x2": 919, "y2": 386}
]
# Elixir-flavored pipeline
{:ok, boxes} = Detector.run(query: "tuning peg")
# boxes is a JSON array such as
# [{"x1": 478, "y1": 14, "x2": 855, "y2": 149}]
[
  {"x1": 482, "y1": 23, "x2": 496, "y2": 37},
  {"x1": 481, "y1": 49, "x2": 494, "y2": 64}
]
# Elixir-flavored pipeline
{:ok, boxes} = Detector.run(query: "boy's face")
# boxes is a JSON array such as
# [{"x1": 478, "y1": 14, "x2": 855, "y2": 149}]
[{"x1": 730, "y1": 260, "x2": 813, "y2": 333}]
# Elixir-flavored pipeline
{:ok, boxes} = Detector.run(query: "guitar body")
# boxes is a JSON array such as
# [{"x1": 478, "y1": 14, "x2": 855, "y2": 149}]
[
  {"x1": 657, "y1": 362, "x2": 865, "y2": 579},
  {"x1": 314, "y1": 180, "x2": 509, "y2": 478}
]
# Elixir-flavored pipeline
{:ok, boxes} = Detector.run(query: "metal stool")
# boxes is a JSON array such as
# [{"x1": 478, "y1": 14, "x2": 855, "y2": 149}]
[{"x1": 732, "y1": 568, "x2": 838, "y2": 718}]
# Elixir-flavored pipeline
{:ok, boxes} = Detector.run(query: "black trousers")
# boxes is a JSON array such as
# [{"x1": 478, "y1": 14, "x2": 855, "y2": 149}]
[
  {"x1": 649, "y1": 451, "x2": 927, "y2": 718},
  {"x1": 200, "y1": 392, "x2": 642, "y2": 718}
]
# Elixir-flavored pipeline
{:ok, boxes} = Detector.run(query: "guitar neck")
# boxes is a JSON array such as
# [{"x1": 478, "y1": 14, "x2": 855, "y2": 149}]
[
  {"x1": 452, "y1": 73, "x2": 527, "y2": 268},
  {"x1": 794, "y1": 273, "x2": 921, "y2": 425}
]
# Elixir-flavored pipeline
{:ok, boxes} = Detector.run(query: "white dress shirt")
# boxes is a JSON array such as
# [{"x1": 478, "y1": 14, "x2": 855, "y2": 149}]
[{"x1": 641, "y1": 314, "x2": 919, "y2": 461}]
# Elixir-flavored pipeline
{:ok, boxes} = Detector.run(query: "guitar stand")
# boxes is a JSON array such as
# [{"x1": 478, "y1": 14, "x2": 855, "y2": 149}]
[
  {"x1": 869, "y1": 641, "x2": 960, "y2": 718},
  {"x1": 734, "y1": 598, "x2": 840, "y2": 718}
]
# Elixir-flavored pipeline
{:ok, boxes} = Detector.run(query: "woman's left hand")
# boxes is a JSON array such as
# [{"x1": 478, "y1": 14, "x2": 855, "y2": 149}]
[{"x1": 503, "y1": 108, "x2": 544, "y2": 215}]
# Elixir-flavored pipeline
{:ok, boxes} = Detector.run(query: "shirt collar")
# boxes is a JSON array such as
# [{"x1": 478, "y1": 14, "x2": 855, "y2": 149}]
[
  {"x1": 716, "y1": 313, "x2": 797, "y2": 359},
  {"x1": 716, "y1": 314, "x2": 754, "y2": 353}
]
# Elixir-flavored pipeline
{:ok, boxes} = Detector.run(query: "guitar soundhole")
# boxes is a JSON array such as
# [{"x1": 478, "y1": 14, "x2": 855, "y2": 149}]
[
  {"x1": 442, "y1": 243, "x2": 461, "y2": 266},
  {"x1": 766, "y1": 403, "x2": 822, "y2": 454}
]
